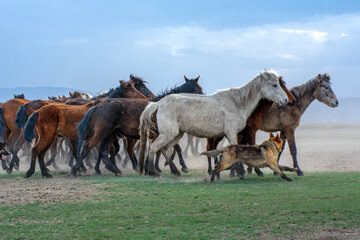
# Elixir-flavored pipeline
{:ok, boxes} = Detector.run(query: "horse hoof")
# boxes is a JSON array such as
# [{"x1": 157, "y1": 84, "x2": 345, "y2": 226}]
[
  {"x1": 71, "y1": 169, "x2": 78, "y2": 177},
  {"x1": 155, "y1": 168, "x2": 162, "y2": 173},
  {"x1": 286, "y1": 178, "x2": 294, "y2": 182},
  {"x1": 95, "y1": 171, "x2": 101, "y2": 175},
  {"x1": 181, "y1": 167, "x2": 189, "y2": 173},
  {"x1": 42, "y1": 173, "x2": 53, "y2": 178},
  {"x1": 114, "y1": 172, "x2": 122, "y2": 177},
  {"x1": 24, "y1": 171, "x2": 33, "y2": 178},
  {"x1": 238, "y1": 176, "x2": 245, "y2": 180},
  {"x1": 257, "y1": 173, "x2": 264, "y2": 177},
  {"x1": 6, "y1": 169, "x2": 12, "y2": 174},
  {"x1": 297, "y1": 171, "x2": 304, "y2": 176},
  {"x1": 14, "y1": 165, "x2": 19, "y2": 171}
]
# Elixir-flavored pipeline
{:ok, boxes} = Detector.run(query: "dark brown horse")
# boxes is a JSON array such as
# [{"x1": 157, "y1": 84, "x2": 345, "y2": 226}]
[
  {"x1": 205, "y1": 77, "x2": 296, "y2": 178},
  {"x1": 14, "y1": 94, "x2": 25, "y2": 99},
  {"x1": 258, "y1": 73, "x2": 338, "y2": 176},
  {"x1": 0, "y1": 98, "x2": 30, "y2": 171},
  {"x1": 74, "y1": 76, "x2": 203, "y2": 176},
  {"x1": 22, "y1": 81, "x2": 146, "y2": 178}
]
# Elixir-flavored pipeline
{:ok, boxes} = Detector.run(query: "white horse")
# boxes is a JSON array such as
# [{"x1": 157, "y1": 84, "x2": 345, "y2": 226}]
[{"x1": 139, "y1": 70, "x2": 289, "y2": 176}]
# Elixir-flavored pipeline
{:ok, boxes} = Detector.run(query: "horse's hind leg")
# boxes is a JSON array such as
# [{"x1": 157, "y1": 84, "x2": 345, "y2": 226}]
[
  {"x1": 38, "y1": 148, "x2": 53, "y2": 178},
  {"x1": 173, "y1": 143, "x2": 188, "y2": 173},
  {"x1": 126, "y1": 138, "x2": 139, "y2": 172},
  {"x1": 161, "y1": 133, "x2": 184, "y2": 177}
]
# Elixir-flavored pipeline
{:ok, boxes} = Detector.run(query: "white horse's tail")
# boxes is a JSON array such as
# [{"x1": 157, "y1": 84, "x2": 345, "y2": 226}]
[{"x1": 139, "y1": 102, "x2": 158, "y2": 175}]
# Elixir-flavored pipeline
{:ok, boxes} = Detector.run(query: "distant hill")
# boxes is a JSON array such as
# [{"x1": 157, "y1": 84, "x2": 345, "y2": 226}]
[
  {"x1": 0, "y1": 87, "x2": 97, "y2": 102},
  {"x1": 0, "y1": 87, "x2": 358, "y2": 124}
]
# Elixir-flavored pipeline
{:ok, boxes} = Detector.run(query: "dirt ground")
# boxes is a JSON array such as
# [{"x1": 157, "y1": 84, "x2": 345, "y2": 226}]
[{"x1": 1, "y1": 123, "x2": 359, "y2": 207}]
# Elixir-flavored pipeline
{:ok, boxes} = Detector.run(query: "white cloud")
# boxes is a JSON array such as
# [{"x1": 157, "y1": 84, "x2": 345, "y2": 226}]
[{"x1": 134, "y1": 13, "x2": 360, "y2": 61}]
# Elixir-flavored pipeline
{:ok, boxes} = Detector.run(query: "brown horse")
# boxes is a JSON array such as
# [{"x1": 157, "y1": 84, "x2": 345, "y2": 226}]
[
  {"x1": 74, "y1": 76, "x2": 203, "y2": 176},
  {"x1": 0, "y1": 98, "x2": 30, "y2": 171},
  {"x1": 258, "y1": 73, "x2": 338, "y2": 176},
  {"x1": 205, "y1": 77, "x2": 296, "y2": 178},
  {"x1": 23, "y1": 81, "x2": 146, "y2": 178}
]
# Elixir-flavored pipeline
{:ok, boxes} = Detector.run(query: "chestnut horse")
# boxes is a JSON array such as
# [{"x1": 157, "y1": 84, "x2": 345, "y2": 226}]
[
  {"x1": 0, "y1": 98, "x2": 30, "y2": 171},
  {"x1": 23, "y1": 81, "x2": 146, "y2": 178}
]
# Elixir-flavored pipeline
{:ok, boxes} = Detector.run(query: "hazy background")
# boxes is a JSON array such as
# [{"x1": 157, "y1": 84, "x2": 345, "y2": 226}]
[{"x1": 1, "y1": 1, "x2": 359, "y2": 123}]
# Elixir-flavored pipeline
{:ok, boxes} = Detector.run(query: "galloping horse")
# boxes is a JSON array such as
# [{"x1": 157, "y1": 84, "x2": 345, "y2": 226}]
[
  {"x1": 74, "y1": 76, "x2": 203, "y2": 176},
  {"x1": 23, "y1": 81, "x2": 146, "y2": 178},
  {"x1": 206, "y1": 77, "x2": 296, "y2": 178},
  {"x1": 258, "y1": 73, "x2": 338, "y2": 176},
  {"x1": 139, "y1": 70, "x2": 288, "y2": 177},
  {"x1": 0, "y1": 98, "x2": 30, "y2": 171}
]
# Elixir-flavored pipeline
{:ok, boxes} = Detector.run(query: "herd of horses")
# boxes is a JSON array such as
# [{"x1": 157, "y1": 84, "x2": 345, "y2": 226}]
[{"x1": 0, "y1": 71, "x2": 339, "y2": 182}]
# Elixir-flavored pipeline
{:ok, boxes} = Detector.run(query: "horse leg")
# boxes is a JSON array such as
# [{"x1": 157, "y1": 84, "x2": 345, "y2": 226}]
[
  {"x1": 7, "y1": 132, "x2": 25, "y2": 173},
  {"x1": 147, "y1": 133, "x2": 178, "y2": 177},
  {"x1": 126, "y1": 138, "x2": 139, "y2": 172},
  {"x1": 45, "y1": 138, "x2": 60, "y2": 170},
  {"x1": 155, "y1": 150, "x2": 162, "y2": 173},
  {"x1": 173, "y1": 143, "x2": 188, "y2": 173},
  {"x1": 193, "y1": 137, "x2": 201, "y2": 156},
  {"x1": 206, "y1": 138, "x2": 215, "y2": 175},
  {"x1": 38, "y1": 147, "x2": 53, "y2": 178},
  {"x1": 161, "y1": 133, "x2": 184, "y2": 177},
  {"x1": 121, "y1": 138, "x2": 131, "y2": 168},
  {"x1": 95, "y1": 148, "x2": 102, "y2": 175},
  {"x1": 72, "y1": 133, "x2": 103, "y2": 176},
  {"x1": 285, "y1": 130, "x2": 303, "y2": 176},
  {"x1": 183, "y1": 134, "x2": 191, "y2": 158},
  {"x1": 99, "y1": 135, "x2": 121, "y2": 176}
]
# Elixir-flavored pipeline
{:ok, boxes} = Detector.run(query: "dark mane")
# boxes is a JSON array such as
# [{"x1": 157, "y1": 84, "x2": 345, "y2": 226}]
[
  {"x1": 130, "y1": 74, "x2": 147, "y2": 85},
  {"x1": 91, "y1": 88, "x2": 114, "y2": 100},
  {"x1": 109, "y1": 82, "x2": 128, "y2": 98},
  {"x1": 152, "y1": 79, "x2": 203, "y2": 102}
]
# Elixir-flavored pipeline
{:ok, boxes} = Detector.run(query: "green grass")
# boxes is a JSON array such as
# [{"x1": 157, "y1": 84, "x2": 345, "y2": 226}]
[{"x1": 0, "y1": 171, "x2": 359, "y2": 239}]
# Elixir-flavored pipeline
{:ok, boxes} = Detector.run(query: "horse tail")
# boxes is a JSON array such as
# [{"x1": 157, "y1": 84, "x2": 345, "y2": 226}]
[
  {"x1": 24, "y1": 112, "x2": 39, "y2": 142},
  {"x1": 77, "y1": 106, "x2": 96, "y2": 156},
  {"x1": 0, "y1": 108, "x2": 5, "y2": 142},
  {"x1": 15, "y1": 105, "x2": 27, "y2": 128},
  {"x1": 139, "y1": 102, "x2": 158, "y2": 175},
  {"x1": 200, "y1": 149, "x2": 225, "y2": 158}
]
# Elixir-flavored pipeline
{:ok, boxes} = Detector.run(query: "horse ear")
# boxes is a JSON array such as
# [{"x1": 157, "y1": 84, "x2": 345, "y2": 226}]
[
  {"x1": 260, "y1": 72, "x2": 265, "y2": 78},
  {"x1": 69, "y1": 91, "x2": 73, "y2": 96},
  {"x1": 195, "y1": 76, "x2": 200, "y2": 83},
  {"x1": 184, "y1": 75, "x2": 189, "y2": 82},
  {"x1": 119, "y1": 80, "x2": 126, "y2": 86}
]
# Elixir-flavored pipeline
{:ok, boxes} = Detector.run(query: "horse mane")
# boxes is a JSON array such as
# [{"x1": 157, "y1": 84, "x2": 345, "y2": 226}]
[
  {"x1": 109, "y1": 81, "x2": 129, "y2": 98},
  {"x1": 130, "y1": 74, "x2": 147, "y2": 85},
  {"x1": 152, "y1": 80, "x2": 203, "y2": 102},
  {"x1": 290, "y1": 73, "x2": 331, "y2": 99}
]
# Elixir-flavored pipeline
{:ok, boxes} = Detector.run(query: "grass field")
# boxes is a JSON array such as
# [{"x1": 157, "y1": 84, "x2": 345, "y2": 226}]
[{"x1": 0, "y1": 171, "x2": 359, "y2": 239}]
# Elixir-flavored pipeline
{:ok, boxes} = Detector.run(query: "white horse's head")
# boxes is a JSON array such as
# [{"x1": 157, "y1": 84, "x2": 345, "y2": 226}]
[{"x1": 258, "y1": 70, "x2": 288, "y2": 105}]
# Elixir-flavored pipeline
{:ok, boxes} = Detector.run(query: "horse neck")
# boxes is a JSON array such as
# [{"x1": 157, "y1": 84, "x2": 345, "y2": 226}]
[
  {"x1": 221, "y1": 77, "x2": 263, "y2": 118},
  {"x1": 292, "y1": 79, "x2": 318, "y2": 114}
]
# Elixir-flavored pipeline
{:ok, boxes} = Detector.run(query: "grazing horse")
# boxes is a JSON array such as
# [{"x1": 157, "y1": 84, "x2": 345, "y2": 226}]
[
  {"x1": 0, "y1": 98, "x2": 30, "y2": 171},
  {"x1": 206, "y1": 77, "x2": 296, "y2": 178},
  {"x1": 14, "y1": 94, "x2": 25, "y2": 99},
  {"x1": 74, "y1": 76, "x2": 203, "y2": 176},
  {"x1": 139, "y1": 70, "x2": 289, "y2": 177},
  {"x1": 258, "y1": 73, "x2": 338, "y2": 176},
  {"x1": 23, "y1": 81, "x2": 146, "y2": 178}
]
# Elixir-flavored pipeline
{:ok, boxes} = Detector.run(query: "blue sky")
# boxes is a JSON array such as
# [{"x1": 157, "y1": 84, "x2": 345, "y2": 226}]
[{"x1": 1, "y1": 0, "x2": 360, "y2": 97}]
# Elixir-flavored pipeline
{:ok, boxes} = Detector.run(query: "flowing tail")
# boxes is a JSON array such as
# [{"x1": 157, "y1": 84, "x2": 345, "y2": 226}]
[
  {"x1": 15, "y1": 105, "x2": 27, "y2": 128},
  {"x1": 138, "y1": 102, "x2": 158, "y2": 175},
  {"x1": 0, "y1": 108, "x2": 5, "y2": 142},
  {"x1": 24, "y1": 112, "x2": 39, "y2": 142},
  {"x1": 77, "y1": 107, "x2": 97, "y2": 156},
  {"x1": 200, "y1": 149, "x2": 225, "y2": 158}
]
